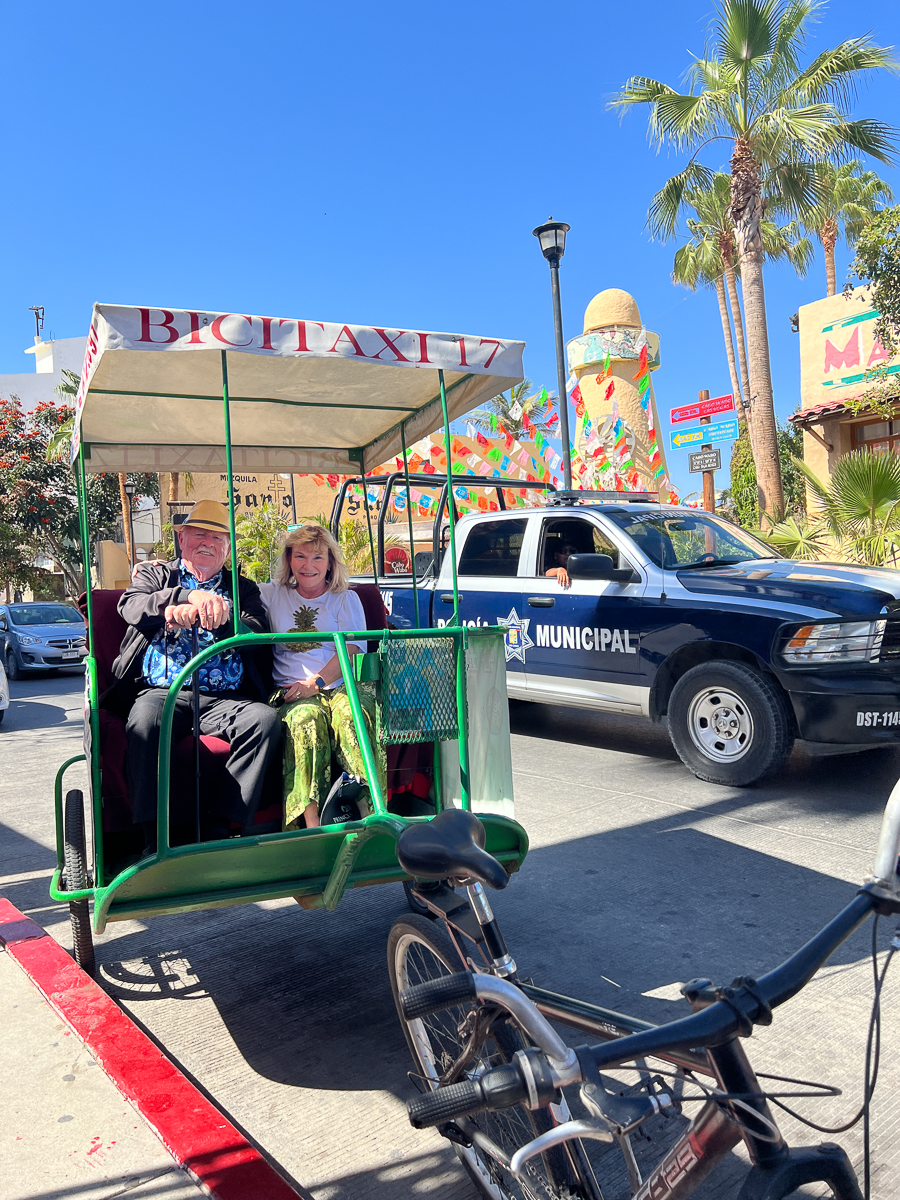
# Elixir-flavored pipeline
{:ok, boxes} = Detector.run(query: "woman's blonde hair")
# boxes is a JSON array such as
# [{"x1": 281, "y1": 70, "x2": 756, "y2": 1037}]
[{"x1": 275, "y1": 524, "x2": 349, "y2": 593}]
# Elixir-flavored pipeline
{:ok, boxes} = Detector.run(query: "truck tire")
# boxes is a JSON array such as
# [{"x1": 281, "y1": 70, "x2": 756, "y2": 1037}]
[{"x1": 668, "y1": 660, "x2": 794, "y2": 786}]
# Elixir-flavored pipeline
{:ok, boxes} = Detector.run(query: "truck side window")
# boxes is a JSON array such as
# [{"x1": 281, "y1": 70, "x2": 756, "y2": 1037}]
[
  {"x1": 539, "y1": 518, "x2": 620, "y2": 573},
  {"x1": 458, "y1": 519, "x2": 528, "y2": 578}
]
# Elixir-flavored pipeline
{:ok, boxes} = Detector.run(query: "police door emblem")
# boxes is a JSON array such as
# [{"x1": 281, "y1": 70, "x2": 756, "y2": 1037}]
[{"x1": 497, "y1": 608, "x2": 534, "y2": 664}]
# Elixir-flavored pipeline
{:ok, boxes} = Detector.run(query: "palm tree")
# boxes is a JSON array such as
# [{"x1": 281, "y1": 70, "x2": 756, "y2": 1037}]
[
  {"x1": 796, "y1": 449, "x2": 900, "y2": 565},
  {"x1": 672, "y1": 172, "x2": 813, "y2": 438},
  {"x1": 467, "y1": 379, "x2": 557, "y2": 439},
  {"x1": 800, "y1": 160, "x2": 893, "y2": 295},
  {"x1": 614, "y1": 0, "x2": 897, "y2": 519},
  {"x1": 756, "y1": 514, "x2": 831, "y2": 559}
]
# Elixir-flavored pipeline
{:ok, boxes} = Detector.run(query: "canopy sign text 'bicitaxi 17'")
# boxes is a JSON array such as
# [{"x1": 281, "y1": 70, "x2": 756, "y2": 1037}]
[{"x1": 72, "y1": 305, "x2": 524, "y2": 476}]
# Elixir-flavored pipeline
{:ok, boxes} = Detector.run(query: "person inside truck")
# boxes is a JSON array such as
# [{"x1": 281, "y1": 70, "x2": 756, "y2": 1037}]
[
  {"x1": 545, "y1": 540, "x2": 578, "y2": 589},
  {"x1": 258, "y1": 524, "x2": 387, "y2": 830}
]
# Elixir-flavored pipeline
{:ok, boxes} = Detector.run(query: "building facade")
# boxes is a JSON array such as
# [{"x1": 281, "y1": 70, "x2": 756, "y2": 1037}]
[{"x1": 792, "y1": 288, "x2": 900, "y2": 481}]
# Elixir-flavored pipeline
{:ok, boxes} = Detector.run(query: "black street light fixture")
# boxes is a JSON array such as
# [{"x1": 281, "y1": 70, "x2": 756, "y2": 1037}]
[
  {"x1": 122, "y1": 480, "x2": 137, "y2": 568},
  {"x1": 532, "y1": 218, "x2": 573, "y2": 490}
]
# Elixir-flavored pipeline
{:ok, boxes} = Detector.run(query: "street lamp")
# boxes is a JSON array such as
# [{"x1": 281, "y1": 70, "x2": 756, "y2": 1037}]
[
  {"x1": 532, "y1": 218, "x2": 573, "y2": 490},
  {"x1": 123, "y1": 480, "x2": 137, "y2": 568}
]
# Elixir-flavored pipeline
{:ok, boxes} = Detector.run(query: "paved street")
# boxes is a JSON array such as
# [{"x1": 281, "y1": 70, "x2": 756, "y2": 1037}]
[{"x1": 2, "y1": 672, "x2": 899, "y2": 1199}]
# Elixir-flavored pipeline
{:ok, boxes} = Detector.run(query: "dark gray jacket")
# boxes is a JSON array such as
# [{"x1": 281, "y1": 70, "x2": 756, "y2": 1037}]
[{"x1": 103, "y1": 560, "x2": 272, "y2": 713}]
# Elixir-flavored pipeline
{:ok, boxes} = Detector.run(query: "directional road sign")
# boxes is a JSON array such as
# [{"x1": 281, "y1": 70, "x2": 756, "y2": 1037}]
[
  {"x1": 689, "y1": 449, "x2": 721, "y2": 473},
  {"x1": 670, "y1": 394, "x2": 735, "y2": 424},
  {"x1": 669, "y1": 419, "x2": 739, "y2": 450}
]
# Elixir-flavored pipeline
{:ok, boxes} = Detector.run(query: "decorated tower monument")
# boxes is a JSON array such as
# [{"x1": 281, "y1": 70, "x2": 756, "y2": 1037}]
[{"x1": 566, "y1": 288, "x2": 672, "y2": 498}]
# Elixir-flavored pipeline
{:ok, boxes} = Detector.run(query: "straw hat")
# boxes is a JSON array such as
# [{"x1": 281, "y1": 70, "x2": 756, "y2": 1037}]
[{"x1": 181, "y1": 499, "x2": 230, "y2": 534}]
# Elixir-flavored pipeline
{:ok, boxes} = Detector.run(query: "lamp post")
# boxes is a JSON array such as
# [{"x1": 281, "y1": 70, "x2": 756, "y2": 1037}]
[
  {"x1": 532, "y1": 218, "x2": 572, "y2": 491},
  {"x1": 123, "y1": 480, "x2": 137, "y2": 568}
]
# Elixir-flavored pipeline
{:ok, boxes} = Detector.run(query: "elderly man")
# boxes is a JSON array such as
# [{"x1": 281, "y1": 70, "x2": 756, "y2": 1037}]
[{"x1": 108, "y1": 500, "x2": 280, "y2": 849}]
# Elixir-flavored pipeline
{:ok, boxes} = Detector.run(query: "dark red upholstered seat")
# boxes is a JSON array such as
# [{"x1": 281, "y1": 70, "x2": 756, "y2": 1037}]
[{"x1": 80, "y1": 582, "x2": 427, "y2": 833}]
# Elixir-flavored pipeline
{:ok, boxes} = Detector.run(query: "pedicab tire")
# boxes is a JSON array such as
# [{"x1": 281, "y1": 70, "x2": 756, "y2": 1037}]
[
  {"x1": 387, "y1": 914, "x2": 589, "y2": 1199},
  {"x1": 63, "y1": 789, "x2": 95, "y2": 977}
]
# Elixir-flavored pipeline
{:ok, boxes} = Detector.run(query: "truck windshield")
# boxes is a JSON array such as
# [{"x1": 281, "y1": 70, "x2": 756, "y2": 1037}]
[{"x1": 604, "y1": 511, "x2": 780, "y2": 570}]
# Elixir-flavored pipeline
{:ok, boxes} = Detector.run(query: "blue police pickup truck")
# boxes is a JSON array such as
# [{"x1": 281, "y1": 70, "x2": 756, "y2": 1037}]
[{"x1": 359, "y1": 488, "x2": 900, "y2": 787}]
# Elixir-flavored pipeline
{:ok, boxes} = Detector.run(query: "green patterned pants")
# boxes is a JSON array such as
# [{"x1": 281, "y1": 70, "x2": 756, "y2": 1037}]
[{"x1": 279, "y1": 684, "x2": 386, "y2": 828}]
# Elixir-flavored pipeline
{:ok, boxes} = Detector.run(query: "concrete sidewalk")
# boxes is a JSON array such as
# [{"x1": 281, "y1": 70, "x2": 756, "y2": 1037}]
[
  {"x1": 1, "y1": 944, "x2": 203, "y2": 1200},
  {"x1": 0, "y1": 899, "x2": 309, "y2": 1200}
]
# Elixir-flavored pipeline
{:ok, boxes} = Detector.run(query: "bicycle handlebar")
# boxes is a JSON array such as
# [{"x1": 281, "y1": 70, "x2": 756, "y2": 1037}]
[{"x1": 404, "y1": 783, "x2": 900, "y2": 1136}]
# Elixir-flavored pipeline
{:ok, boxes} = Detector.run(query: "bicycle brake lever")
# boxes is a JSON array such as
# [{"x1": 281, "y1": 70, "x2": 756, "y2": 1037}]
[
  {"x1": 509, "y1": 1118, "x2": 615, "y2": 1177},
  {"x1": 581, "y1": 1077, "x2": 673, "y2": 1134}
]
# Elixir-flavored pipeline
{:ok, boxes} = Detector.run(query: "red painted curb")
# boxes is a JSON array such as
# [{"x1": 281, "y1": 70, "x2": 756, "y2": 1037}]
[{"x1": 0, "y1": 898, "x2": 308, "y2": 1200}]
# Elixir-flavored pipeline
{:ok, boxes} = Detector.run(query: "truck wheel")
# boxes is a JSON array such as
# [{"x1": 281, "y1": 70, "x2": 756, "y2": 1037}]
[
  {"x1": 64, "y1": 789, "x2": 96, "y2": 976},
  {"x1": 668, "y1": 661, "x2": 793, "y2": 786}
]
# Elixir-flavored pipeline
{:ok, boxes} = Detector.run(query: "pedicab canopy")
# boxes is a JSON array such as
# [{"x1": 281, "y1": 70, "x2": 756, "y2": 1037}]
[{"x1": 72, "y1": 304, "x2": 525, "y2": 475}]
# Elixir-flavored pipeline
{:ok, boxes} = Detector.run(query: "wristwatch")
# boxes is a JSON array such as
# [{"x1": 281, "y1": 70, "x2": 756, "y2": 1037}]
[{"x1": 314, "y1": 676, "x2": 326, "y2": 690}]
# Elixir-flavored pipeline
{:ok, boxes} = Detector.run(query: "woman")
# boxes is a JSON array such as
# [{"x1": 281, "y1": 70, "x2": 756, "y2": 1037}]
[{"x1": 258, "y1": 524, "x2": 385, "y2": 829}]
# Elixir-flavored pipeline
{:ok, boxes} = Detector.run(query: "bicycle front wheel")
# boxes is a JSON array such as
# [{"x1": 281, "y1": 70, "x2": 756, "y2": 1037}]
[{"x1": 387, "y1": 913, "x2": 594, "y2": 1200}]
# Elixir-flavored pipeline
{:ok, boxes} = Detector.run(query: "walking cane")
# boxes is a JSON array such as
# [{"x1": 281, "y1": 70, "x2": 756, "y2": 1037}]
[{"x1": 191, "y1": 623, "x2": 201, "y2": 844}]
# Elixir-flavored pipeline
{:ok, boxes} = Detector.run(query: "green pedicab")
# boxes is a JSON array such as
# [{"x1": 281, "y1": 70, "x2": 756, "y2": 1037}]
[{"x1": 50, "y1": 304, "x2": 530, "y2": 973}]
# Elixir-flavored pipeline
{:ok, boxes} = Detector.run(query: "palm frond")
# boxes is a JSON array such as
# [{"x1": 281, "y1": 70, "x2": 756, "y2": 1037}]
[
  {"x1": 647, "y1": 163, "x2": 715, "y2": 239},
  {"x1": 791, "y1": 39, "x2": 900, "y2": 107},
  {"x1": 712, "y1": 0, "x2": 782, "y2": 74},
  {"x1": 829, "y1": 119, "x2": 898, "y2": 166}
]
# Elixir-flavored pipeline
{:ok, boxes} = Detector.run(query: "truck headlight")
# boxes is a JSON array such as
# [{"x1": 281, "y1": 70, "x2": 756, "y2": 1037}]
[{"x1": 782, "y1": 620, "x2": 885, "y2": 664}]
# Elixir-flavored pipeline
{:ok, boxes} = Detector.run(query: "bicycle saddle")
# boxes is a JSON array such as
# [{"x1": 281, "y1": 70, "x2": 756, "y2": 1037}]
[{"x1": 398, "y1": 808, "x2": 510, "y2": 890}]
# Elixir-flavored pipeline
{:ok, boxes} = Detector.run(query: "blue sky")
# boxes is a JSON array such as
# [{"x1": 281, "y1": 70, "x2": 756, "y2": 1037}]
[{"x1": 1, "y1": 0, "x2": 898, "y2": 495}]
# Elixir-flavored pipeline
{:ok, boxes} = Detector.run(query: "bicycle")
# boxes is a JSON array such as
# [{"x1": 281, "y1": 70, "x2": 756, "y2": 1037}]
[{"x1": 386, "y1": 794, "x2": 900, "y2": 1200}]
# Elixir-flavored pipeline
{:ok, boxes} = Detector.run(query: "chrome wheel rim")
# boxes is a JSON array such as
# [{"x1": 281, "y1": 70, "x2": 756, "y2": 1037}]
[{"x1": 687, "y1": 686, "x2": 753, "y2": 762}]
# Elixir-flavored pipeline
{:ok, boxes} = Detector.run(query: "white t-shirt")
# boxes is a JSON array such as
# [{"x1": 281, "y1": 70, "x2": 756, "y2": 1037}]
[{"x1": 258, "y1": 583, "x2": 367, "y2": 689}]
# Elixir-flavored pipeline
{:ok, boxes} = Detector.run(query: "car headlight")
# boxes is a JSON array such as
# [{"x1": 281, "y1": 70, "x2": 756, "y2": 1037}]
[
  {"x1": 16, "y1": 634, "x2": 42, "y2": 646},
  {"x1": 782, "y1": 620, "x2": 885, "y2": 664}
]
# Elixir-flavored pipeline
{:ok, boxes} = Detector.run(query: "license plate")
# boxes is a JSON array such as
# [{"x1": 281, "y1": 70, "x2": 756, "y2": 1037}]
[{"x1": 62, "y1": 651, "x2": 79, "y2": 660}]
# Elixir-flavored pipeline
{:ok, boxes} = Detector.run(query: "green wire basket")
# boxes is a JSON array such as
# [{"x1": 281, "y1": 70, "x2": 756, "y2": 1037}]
[{"x1": 377, "y1": 635, "x2": 460, "y2": 745}]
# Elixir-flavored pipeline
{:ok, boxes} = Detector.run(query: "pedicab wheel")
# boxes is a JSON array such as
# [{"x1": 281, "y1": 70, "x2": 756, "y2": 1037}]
[
  {"x1": 387, "y1": 914, "x2": 590, "y2": 1200},
  {"x1": 63, "y1": 789, "x2": 95, "y2": 977}
]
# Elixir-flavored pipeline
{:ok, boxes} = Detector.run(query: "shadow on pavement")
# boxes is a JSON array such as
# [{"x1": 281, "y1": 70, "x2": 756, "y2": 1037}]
[{"x1": 511, "y1": 698, "x2": 900, "y2": 820}]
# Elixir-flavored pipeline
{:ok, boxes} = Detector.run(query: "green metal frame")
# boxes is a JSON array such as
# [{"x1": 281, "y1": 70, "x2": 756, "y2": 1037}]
[{"x1": 57, "y1": 350, "x2": 518, "y2": 932}]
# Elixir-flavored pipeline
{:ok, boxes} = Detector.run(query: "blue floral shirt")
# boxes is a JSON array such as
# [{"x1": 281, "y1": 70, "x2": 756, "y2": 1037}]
[{"x1": 142, "y1": 564, "x2": 244, "y2": 694}]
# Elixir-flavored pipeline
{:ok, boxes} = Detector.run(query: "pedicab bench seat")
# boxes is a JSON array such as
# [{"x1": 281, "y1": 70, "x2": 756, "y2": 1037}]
[{"x1": 83, "y1": 583, "x2": 429, "y2": 839}]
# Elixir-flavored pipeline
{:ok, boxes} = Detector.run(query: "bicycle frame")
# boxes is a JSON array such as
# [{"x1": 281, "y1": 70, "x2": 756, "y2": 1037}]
[{"x1": 412, "y1": 883, "x2": 866, "y2": 1200}]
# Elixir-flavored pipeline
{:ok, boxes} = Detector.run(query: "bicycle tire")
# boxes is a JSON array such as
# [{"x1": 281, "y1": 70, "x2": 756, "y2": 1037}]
[
  {"x1": 387, "y1": 913, "x2": 595, "y2": 1200},
  {"x1": 64, "y1": 789, "x2": 95, "y2": 977}
]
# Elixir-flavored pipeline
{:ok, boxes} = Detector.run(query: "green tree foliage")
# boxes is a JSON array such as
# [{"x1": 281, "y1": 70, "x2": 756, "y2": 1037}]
[
  {"x1": 802, "y1": 160, "x2": 893, "y2": 296},
  {"x1": 795, "y1": 448, "x2": 900, "y2": 565},
  {"x1": 729, "y1": 420, "x2": 805, "y2": 528},
  {"x1": 848, "y1": 203, "x2": 900, "y2": 358},
  {"x1": 0, "y1": 520, "x2": 48, "y2": 599},
  {"x1": 235, "y1": 503, "x2": 290, "y2": 583},
  {"x1": 0, "y1": 396, "x2": 154, "y2": 596},
  {"x1": 614, "y1": 0, "x2": 897, "y2": 518},
  {"x1": 467, "y1": 380, "x2": 557, "y2": 439}
]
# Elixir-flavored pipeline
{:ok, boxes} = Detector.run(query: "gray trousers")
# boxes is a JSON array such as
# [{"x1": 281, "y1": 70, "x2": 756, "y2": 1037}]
[{"x1": 125, "y1": 687, "x2": 282, "y2": 829}]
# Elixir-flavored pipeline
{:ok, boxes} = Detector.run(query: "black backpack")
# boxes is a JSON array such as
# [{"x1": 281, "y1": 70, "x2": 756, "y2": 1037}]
[{"x1": 319, "y1": 772, "x2": 365, "y2": 826}]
